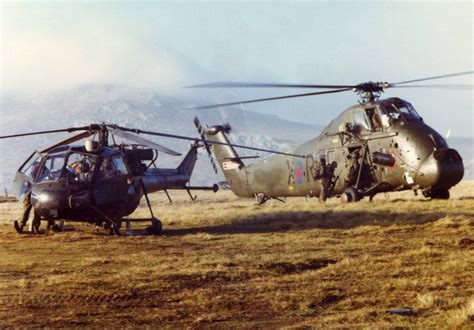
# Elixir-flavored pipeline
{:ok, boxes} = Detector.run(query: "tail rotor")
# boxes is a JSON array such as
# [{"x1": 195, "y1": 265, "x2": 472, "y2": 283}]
[{"x1": 194, "y1": 116, "x2": 218, "y2": 174}]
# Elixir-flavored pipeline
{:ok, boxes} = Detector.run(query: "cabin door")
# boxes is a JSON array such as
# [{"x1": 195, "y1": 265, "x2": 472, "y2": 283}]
[
  {"x1": 94, "y1": 156, "x2": 129, "y2": 207},
  {"x1": 305, "y1": 153, "x2": 326, "y2": 196},
  {"x1": 12, "y1": 152, "x2": 42, "y2": 199},
  {"x1": 326, "y1": 150, "x2": 347, "y2": 193}
]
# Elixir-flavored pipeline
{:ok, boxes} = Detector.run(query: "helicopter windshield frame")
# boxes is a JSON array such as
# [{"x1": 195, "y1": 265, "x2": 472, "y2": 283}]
[
  {"x1": 97, "y1": 154, "x2": 130, "y2": 181},
  {"x1": 19, "y1": 151, "x2": 42, "y2": 181},
  {"x1": 35, "y1": 150, "x2": 100, "y2": 184},
  {"x1": 62, "y1": 151, "x2": 99, "y2": 183},
  {"x1": 36, "y1": 152, "x2": 68, "y2": 183},
  {"x1": 11, "y1": 151, "x2": 42, "y2": 198},
  {"x1": 379, "y1": 99, "x2": 422, "y2": 122},
  {"x1": 352, "y1": 109, "x2": 371, "y2": 131}
]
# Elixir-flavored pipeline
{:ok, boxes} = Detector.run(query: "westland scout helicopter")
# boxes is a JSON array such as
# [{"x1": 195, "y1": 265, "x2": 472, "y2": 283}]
[
  {"x1": 189, "y1": 72, "x2": 470, "y2": 204},
  {"x1": 1, "y1": 123, "x2": 301, "y2": 235}
]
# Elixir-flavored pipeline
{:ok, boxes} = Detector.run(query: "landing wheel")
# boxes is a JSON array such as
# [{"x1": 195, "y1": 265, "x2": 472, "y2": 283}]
[
  {"x1": 254, "y1": 193, "x2": 269, "y2": 205},
  {"x1": 51, "y1": 221, "x2": 64, "y2": 232},
  {"x1": 45, "y1": 220, "x2": 63, "y2": 233},
  {"x1": 146, "y1": 217, "x2": 163, "y2": 235},
  {"x1": 429, "y1": 189, "x2": 450, "y2": 200},
  {"x1": 46, "y1": 219, "x2": 55, "y2": 232},
  {"x1": 109, "y1": 219, "x2": 122, "y2": 236},
  {"x1": 340, "y1": 187, "x2": 361, "y2": 203}
]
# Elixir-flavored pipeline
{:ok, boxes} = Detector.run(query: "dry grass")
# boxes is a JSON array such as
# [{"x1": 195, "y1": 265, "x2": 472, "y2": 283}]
[{"x1": 0, "y1": 181, "x2": 473, "y2": 327}]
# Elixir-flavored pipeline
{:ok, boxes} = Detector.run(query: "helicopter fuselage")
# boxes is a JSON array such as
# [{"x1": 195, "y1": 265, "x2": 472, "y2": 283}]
[
  {"x1": 204, "y1": 97, "x2": 464, "y2": 201},
  {"x1": 13, "y1": 143, "x2": 200, "y2": 224}
]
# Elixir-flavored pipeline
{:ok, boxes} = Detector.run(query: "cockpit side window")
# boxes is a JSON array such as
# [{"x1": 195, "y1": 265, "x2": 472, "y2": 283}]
[
  {"x1": 12, "y1": 152, "x2": 43, "y2": 198},
  {"x1": 37, "y1": 153, "x2": 68, "y2": 183},
  {"x1": 380, "y1": 100, "x2": 421, "y2": 121},
  {"x1": 376, "y1": 105, "x2": 396, "y2": 127},
  {"x1": 398, "y1": 102, "x2": 421, "y2": 120},
  {"x1": 98, "y1": 155, "x2": 129, "y2": 180},
  {"x1": 353, "y1": 110, "x2": 370, "y2": 131},
  {"x1": 112, "y1": 156, "x2": 129, "y2": 175},
  {"x1": 20, "y1": 153, "x2": 42, "y2": 181},
  {"x1": 365, "y1": 107, "x2": 382, "y2": 131},
  {"x1": 63, "y1": 153, "x2": 97, "y2": 183}
]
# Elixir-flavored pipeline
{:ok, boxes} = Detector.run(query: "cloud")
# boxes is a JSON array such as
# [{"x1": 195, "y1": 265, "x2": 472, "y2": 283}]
[{"x1": 1, "y1": 7, "x2": 187, "y2": 96}]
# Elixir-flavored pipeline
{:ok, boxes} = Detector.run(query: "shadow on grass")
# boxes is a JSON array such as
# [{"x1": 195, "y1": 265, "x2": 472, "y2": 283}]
[
  {"x1": 164, "y1": 209, "x2": 471, "y2": 236},
  {"x1": 390, "y1": 197, "x2": 474, "y2": 202},
  {"x1": 457, "y1": 196, "x2": 474, "y2": 201}
]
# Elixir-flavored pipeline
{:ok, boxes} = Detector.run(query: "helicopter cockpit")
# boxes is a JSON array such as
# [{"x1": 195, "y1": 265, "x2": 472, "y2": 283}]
[
  {"x1": 378, "y1": 98, "x2": 422, "y2": 124},
  {"x1": 97, "y1": 155, "x2": 129, "y2": 180},
  {"x1": 36, "y1": 151, "x2": 97, "y2": 184},
  {"x1": 352, "y1": 98, "x2": 422, "y2": 133}
]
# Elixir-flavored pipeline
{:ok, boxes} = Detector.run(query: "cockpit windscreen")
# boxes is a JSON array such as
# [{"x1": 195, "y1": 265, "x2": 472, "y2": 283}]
[{"x1": 379, "y1": 100, "x2": 421, "y2": 121}]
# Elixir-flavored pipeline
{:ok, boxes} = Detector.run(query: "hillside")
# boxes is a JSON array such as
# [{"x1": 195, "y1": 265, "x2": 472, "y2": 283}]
[
  {"x1": 0, "y1": 85, "x2": 320, "y2": 189},
  {"x1": 450, "y1": 137, "x2": 474, "y2": 181}
]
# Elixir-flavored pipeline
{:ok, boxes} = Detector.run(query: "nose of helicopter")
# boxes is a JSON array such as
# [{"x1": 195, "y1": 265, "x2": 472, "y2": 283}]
[
  {"x1": 415, "y1": 148, "x2": 464, "y2": 189},
  {"x1": 31, "y1": 187, "x2": 63, "y2": 207}
]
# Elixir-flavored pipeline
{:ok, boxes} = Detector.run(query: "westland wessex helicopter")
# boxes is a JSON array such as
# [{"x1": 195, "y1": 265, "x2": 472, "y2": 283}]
[
  {"x1": 189, "y1": 71, "x2": 470, "y2": 204},
  {"x1": 1, "y1": 123, "x2": 301, "y2": 235}
]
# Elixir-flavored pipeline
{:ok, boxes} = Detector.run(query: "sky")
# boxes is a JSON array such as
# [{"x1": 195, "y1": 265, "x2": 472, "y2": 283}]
[{"x1": 1, "y1": 1, "x2": 473, "y2": 136}]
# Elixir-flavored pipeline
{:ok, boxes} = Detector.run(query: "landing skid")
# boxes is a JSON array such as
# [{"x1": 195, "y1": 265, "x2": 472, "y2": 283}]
[
  {"x1": 14, "y1": 218, "x2": 64, "y2": 235},
  {"x1": 13, "y1": 204, "x2": 42, "y2": 234}
]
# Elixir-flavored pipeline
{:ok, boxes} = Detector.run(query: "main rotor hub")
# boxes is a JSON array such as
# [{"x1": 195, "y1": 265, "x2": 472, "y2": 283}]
[
  {"x1": 353, "y1": 81, "x2": 389, "y2": 102},
  {"x1": 354, "y1": 81, "x2": 389, "y2": 93},
  {"x1": 84, "y1": 123, "x2": 110, "y2": 147}
]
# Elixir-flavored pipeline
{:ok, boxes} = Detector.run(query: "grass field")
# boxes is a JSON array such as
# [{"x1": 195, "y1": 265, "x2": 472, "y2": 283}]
[{"x1": 0, "y1": 182, "x2": 473, "y2": 328}]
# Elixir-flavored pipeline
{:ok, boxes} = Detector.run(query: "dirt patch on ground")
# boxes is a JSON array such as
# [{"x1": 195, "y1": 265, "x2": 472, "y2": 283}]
[{"x1": 258, "y1": 258, "x2": 337, "y2": 274}]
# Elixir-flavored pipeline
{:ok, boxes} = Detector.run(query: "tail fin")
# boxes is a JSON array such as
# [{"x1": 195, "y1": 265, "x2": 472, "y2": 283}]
[
  {"x1": 202, "y1": 123, "x2": 249, "y2": 196},
  {"x1": 204, "y1": 124, "x2": 244, "y2": 170},
  {"x1": 177, "y1": 143, "x2": 199, "y2": 176}
]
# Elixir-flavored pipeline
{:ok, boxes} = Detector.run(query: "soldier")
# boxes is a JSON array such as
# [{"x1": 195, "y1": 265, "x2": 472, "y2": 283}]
[
  {"x1": 14, "y1": 160, "x2": 42, "y2": 233},
  {"x1": 14, "y1": 191, "x2": 41, "y2": 234},
  {"x1": 311, "y1": 157, "x2": 326, "y2": 181},
  {"x1": 102, "y1": 158, "x2": 117, "y2": 178},
  {"x1": 15, "y1": 193, "x2": 32, "y2": 232},
  {"x1": 346, "y1": 150, "x2": 361, "y2": 187},
  {"x1": 319, "y1": 161, "x2": 337, "y2": 202},
  {"x1": 367, "y1": 108, "x2": 382, "y2": 130}
]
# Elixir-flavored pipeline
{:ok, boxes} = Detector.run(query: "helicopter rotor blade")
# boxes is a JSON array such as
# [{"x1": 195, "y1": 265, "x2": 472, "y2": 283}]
[
  {"x1": 40, "y1": 131, "x2": 94, "y2": 153},
  {"x1": 111, "y1": 128, "x2": 182, "y2": 156},
  {"x1": 390, "y1": 71, "x2": 473, "y2": 86},
  {"x1": 188, "y1": 88, "x2": 352, "y2": 110},
  {"x1": 186, "y1": 71, "x2": 473, "y2": 98},
  {"x1": 389, "y1": 84, "x2": 473, "y2": 90},
  {"x1": 187, "y1": 82, "x2": 355, "y2": 89},
  {"x1": 114, "y1": 125, "x2": 306, "y2": 158},
  {"x1": 0, "y1": 126, "x2": 91, "y2": 139}
]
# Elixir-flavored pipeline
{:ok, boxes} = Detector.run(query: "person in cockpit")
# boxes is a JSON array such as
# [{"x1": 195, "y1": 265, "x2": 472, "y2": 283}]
[{"x1": 366, "y1": 108, "x2": 382, "y2": 130}]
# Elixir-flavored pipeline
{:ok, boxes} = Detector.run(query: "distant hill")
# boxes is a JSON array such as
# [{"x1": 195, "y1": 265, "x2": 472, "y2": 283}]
[
  {"x1": 0, "y1": 85, "x2": 321, "y2": 189},
  {"x1": 449, "y1": 137, "x2": 474, "y2": 181}
]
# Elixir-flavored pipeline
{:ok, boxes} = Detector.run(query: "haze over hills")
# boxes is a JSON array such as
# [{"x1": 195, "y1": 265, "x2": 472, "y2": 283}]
[
  {"x1": 450, "y1": 136, "x2": 474, "y2": 182},
  {"x1": 0, "y1": 85, "x2": 321, "y2": 190},
  {"x1": 0, "y1": 85, "x2": 472, "y2": 192}
]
